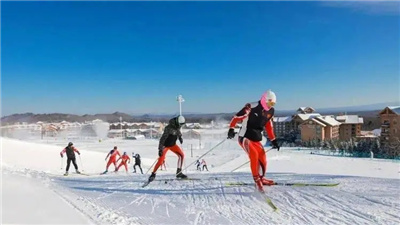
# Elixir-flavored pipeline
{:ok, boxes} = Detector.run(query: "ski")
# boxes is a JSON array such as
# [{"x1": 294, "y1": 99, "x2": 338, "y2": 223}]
[
  {"x1": 159, "y1": 178, "x2": 202, "y2": 182},
  {"x1": 226, "y1": 182, "x2": 339, "y2": 187},
  {"x1": 261, "y1": 193, "x2": 278, "y2": 211},
  {"x1": 141, "y1": 177, "x2": 201, "y2": 188}
]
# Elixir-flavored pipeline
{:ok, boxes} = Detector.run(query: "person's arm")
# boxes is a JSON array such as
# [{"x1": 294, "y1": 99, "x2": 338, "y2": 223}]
[
  {"x1": 229, "y1": 103, "x2": 251, "y2": 129},
  {"x1": 60, "y1": 148, "x2": 66, "y2": 157},
  {"x1": 73, "y1": 147, "x2": 80, "y2": 155},
  {"x1": 158, "y1": 126, "x2": 171, "y2": 152},
  {"x1": 105, "y1": 152, "x2": 110, "y2": 161},
  {"x1": 265, "y1": 118, "x2": 280, "y2": 150},
  {"x1": 264, "y1": 120, "x2": 276, "y2": 141},
  {"x1": 228, "y1": 104, "x2": 251, "y2": 139}
]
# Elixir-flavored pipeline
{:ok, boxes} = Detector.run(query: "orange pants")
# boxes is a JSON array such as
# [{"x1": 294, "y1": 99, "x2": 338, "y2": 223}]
[
  {"x1": 106, "y1": 158, "x2": 117, "y2": 171},
  {"x1": 116, "y1": 162, "x2": 128, "y2": 172},
  {"x1": 153, "y1": 145, "x2": 184, "y2": 173},
  {"x1": 239, "y1": 137, "x2": 267, "y2": 180}
]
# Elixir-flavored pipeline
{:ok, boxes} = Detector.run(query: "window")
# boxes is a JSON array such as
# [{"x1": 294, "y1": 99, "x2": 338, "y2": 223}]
[{"x1": 394, "y1": 120, "x2": 398, "y2": 125}]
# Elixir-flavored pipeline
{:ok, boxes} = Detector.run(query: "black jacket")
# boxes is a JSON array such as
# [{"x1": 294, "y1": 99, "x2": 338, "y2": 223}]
[
  {"x1": 134, "y1": 155, "x2": 141, "y2": 164},
  {"x1": 158, "y1": 117, "x2": 182, "y2": 150},
  {"x1": 236, "y1": 101, "x2": 275, "y2": 142},
  {"x1": 65, "y1": 146, "x2": 77, "y2": 159}
]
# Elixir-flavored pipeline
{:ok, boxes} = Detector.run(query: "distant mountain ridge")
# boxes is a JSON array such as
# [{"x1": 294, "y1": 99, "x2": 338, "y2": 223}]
[{"x1": 1, "y1": 101, "x2": 397, "y2": 124}]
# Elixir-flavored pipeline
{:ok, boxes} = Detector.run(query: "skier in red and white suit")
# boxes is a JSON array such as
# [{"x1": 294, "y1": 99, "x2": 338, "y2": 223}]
[
  {"x1": 228, "y1": 90, "x2": 280, "y2": 193},
  {"x1": 116, "y1": 152, "x2": 131, "y2": 172},
  {"x1": 104, "y1": 146, "x2": 121, "y2": 173}
]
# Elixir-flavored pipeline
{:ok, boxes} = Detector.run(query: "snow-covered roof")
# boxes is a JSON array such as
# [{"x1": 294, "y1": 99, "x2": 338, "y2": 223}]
[
  {"x1": 273, "y1": 116, "x2": 292, "y2": 123},
  {"x1": 335, "y1": 115, "x2": 363, "y2": 124},
  {"x1": 315, "y1": 116, "x2": 341, "y2": 126},
  {"x1": 296, "y1": 113, "x2": 321, "y2": 121},
  {"x1": 310, "y1": 118, "x2": 326, "y2": 127},
  {"x1": 388, "y1": 106, "x2": 400, "y2": 115}
]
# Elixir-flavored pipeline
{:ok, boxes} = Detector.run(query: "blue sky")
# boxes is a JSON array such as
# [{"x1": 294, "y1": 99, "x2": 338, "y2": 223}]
[{"x1": 1, "y1": 1, "x2": 399, "y2": 116}]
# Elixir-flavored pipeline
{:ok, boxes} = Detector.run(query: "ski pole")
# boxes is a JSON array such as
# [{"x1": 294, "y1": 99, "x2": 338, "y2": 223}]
[
  {"x1": 79, "y1": 154, "x2": 84, "y2": 172},
  {"x1": 231, "y1": 147, "x2": 274, "y2": 173},
  {"x1": 60, "y1": 158, "x2": 63, "y2": 170},
  {"x1": 144, "y1": 158, "x2": 158, "y2": 175},
  {"x1": 178, "y1": 138, "x2": 227, "y2": 175}
]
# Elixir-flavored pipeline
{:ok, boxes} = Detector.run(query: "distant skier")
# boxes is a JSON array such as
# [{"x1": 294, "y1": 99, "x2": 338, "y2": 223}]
[
  {"x1": 116, "y1": 152, "x2": 131, "y2": 172},
  {"x1": 133, "y1": 153, "x2": 143, "y2": 174},
  {"x1": 103, "y1": 146, "x2": 121, "y2": 174},
  {"x1": 227, "y1": 90, "x2": 280, "y2": 193},
  {"x1": 147, "y1": 116, "x2": 187, "y2": 183},
  {"x1": 195, "y1": 160, "x2": 201, "y2": 171},
  {"x1": 201, "y1": 159, "x2": 209, "y2": 171},
  {"x1": 60, "y1": 142, "x2": 81, "y2": 176}
]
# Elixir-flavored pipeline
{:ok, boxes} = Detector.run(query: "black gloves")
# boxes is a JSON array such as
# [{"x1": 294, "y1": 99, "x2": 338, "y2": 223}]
[
  {"x1": 60, "y1": 153, "x2": 63, "y2": 158},
  {"x1": 271, "y1": 139, "x2": 280, "y2": 151},
  {"x1": 158, "y1": 146, "x2": 164, "y2": 157},
  {"x1": 179, "y1": 136, "x2": 183, "y2": 144},
  {"x1": 227, "y1": 128, "x2": 235, "y2": 139}
]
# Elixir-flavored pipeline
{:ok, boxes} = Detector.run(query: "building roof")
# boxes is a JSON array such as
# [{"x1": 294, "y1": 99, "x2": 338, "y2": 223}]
[
  {"x1": 315, "y1": 116, "x2": 341, "y2": 126},
  {"x1": 273, "y1": 116, "x2": 292, "y2": 123},
  {"x1": 388, "y1": 106, "x2": 400, "y2": 115},
  {"x1": 310, "y1": 118, "x2": 327, "y2": 127},
  {"x1": 295, "y1": 113, "x2": 321, "y2": 121},
  {"x1": 335, "y1": 115, "x2": 363, "y2": 124}
]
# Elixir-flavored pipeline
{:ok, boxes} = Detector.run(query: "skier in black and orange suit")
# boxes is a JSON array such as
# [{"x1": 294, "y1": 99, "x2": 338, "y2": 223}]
[
  {"x1": 228, "y1": 90, "x2": 280, "y2": 193},
  {"x1": 147, "y1": 115, "x2": 187, "y2": 183}
]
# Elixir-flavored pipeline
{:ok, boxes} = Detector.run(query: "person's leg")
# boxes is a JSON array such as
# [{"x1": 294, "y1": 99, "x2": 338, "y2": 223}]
[
  {"x1": 169, "y1": 145, "x2": 186, "y2": 178},
  {"x1": 116, "y1": 162, "x2": 123, "y2": 171},
  {"x1": 113, "y1": 160, "x2": 118, "y2": 171},
  {"x1": 169, "y1": 145, "x2": 184, "y2": 169},
  {"x1": 152, "y1": 147, "x2": 168, "y2": 173},
  {"x1": 139, "y1": 164, "x2": 143, "y2": 174},
  {"x1": 257, "y1": 144, "x2": 274, "y2": 185},
  {"x1": 242, "y1": 138, "x2": 264, "y2": 192},
  {"x1": 72, "y1": 158, "x2": 78, "y2": 170},
  {"x1": 66, "y1": 158, "x2": 72, "y2": 172},
  {"x1": 106, "y1": 159, "x2": 112, "y2": 171},
  {"x1": 133, "y1": 164, "x2": 137, "y2": 173},
  {"x1": 124, "y1": 163, "x2": 128, "y2": 172}
]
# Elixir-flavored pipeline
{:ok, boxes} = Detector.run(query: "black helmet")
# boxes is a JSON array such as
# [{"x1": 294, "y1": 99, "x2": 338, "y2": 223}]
[{"x1": 68, "y1": 142, "x2": 73, "y2": 146}]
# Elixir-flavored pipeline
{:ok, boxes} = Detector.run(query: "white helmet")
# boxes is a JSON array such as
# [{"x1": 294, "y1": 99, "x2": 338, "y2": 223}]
[
  {"x1": 260, "y1": 89, "x2": 276, "y2": 110},
  {"x1": 177, "y1": 115, "x2": 185, "y2": 126}
]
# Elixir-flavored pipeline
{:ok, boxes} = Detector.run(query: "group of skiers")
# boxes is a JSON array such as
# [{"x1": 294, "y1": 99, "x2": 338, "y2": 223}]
[
  {"x1": 60, "y1": 144, "x2": 143, "y2": 175},
  {"x1": 195, "y1": 159, "x2": 208, "y2": 171},
  {"x1": 60, "y1": 90, "x2": 281, "y2": 193}
]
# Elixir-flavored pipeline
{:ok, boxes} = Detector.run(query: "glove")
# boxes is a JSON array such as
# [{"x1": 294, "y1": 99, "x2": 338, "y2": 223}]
[
  {"x1": 271, "y1": 139, "x2": 280, "y2": 151},
  {"x1": 60, "y1": 153, "x2": 63, "y2": 158},
  {"x1": 158, "y1": 146, "x2": 164, "y2": 157},
  {"x1": 77, "y1": 152, "x2": 81, "y2": 155},
  {"x1": 179, "y1": 137, "x2": 183, "y2": 144},
  {"x1": 227, "y1": 128, "x2": 235, "y2": 139}
]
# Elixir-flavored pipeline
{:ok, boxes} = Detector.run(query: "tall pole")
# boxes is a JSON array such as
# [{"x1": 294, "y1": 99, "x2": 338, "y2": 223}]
[{"x1": 177, "y1": 95, "x2": 185, "y2": 116}]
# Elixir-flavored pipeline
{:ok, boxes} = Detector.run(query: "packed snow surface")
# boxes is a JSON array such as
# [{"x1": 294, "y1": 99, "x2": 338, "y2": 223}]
[{"x1": 1, "y1": 136, "x2": 399, "y2": 224}]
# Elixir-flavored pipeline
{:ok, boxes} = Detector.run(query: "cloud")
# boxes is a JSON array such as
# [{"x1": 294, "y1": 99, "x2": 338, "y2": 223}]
[{"x1": 320, "y1": 1, "x2": 400, "y2": 16}]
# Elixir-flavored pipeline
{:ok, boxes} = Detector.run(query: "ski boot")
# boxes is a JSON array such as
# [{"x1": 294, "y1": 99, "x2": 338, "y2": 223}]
[
  {"x1": 254, "y1": 176, "x2": 265, "y2": 193},
  {"x1": 76, "y1": 170, "x2": 81, "y2": 174},
  {"x1": 176, "y1": 168, "x2": 187, "y2": 179},
  {"x1": 64, "y1": 172, "x2": 68, "y2": 176},
  {"x1": 148, "y1": 172, "x2": 156, "y2": 183},
  {"x1": 261, "y1": 176, "x2": 275, "y2": 186}
]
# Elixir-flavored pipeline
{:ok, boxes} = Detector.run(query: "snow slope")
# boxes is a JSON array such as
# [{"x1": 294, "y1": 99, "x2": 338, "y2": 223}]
[{"x1": 1, "y1": 136, "x2": 400, "y2": 225}]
